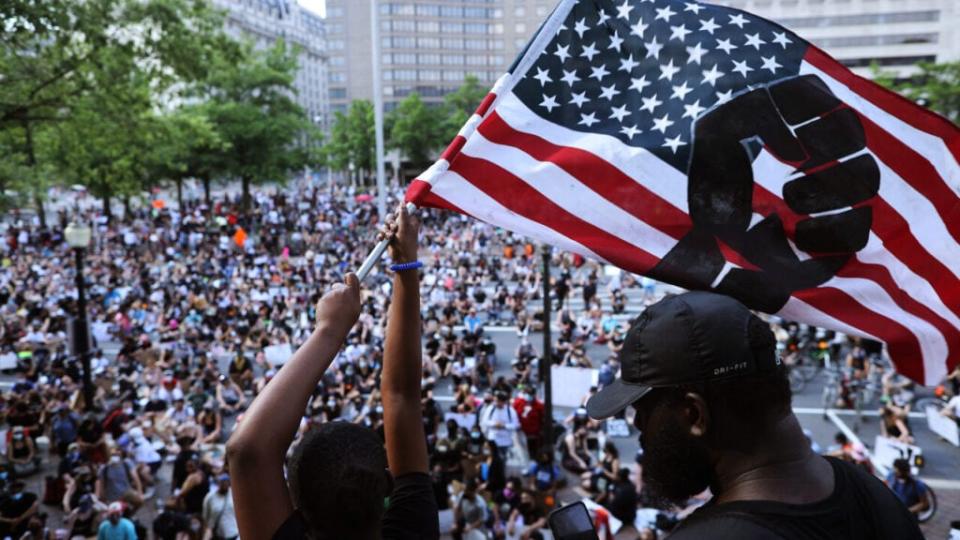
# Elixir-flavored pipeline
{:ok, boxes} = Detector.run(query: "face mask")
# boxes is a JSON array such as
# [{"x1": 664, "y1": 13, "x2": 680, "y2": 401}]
[
  {"x1": 110, "y1": 456, "x2": 121, "y2": 465},
  {"x1": 123, "y1": 408, "x2": 133, "y2": 415}
]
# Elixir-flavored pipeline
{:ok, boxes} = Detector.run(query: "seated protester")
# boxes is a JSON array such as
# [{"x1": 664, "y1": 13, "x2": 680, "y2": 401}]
[
  {"x1": 451, "y1": 479, "x2": 487, "y2": 540},
  {"x1": 227, "y1": 207, "x2": 439, "y2": 540},
  {"x1": 76, "y1": 415, "x2": 108, "y2": 464},
  {"x1": 505, "y1": 490, "x2": 546, "y2": 540},
  {"x1": 164, "y1": 398, "x2": 195, "y2": 426},
  {"x1": 6, "y1": 426, "x2": 40, "y2": 478},
  {"x1": 50, "y1": 406, "x2": 80, "y2": 457},
  {"x1": 0, "y1": 481, "x2": 39, "y2": 539},
  {"x1": 885, "y1": 458, "x2": 931, "y2": 520},
  {"x1": 152, "y1": 497, "x2": 191, "y2": 540},
  {"x1": 216, "y1": 376, "x2": 245, "y2": 415},
  {"x1": 171, "y1": 436, "x2": 200, "y2": 490},
  {"x1": 228, "y1": 353, "x2": 255, "y2": 389},
  {"x1": 95, "y1": 448, "x2": 143, "y2": 509},
  {"x1": 600, "y1": 468, "x2": 637, "y2": 526},
  {"x1": 197, "y1": 405, "x2": 223, "y2": 445},
  {"x1": 524, "y1": 451, "x2": 562, "y2": 494},
  {"x1": 66, "y1": 493, "x2": 102, "y2": 539},
  {"x1": 176, "y1": 458, "x2": 209, "y2": 516},
  {"x1": 98, "y1": 502, "x2": 136, "y2": 540},
  {"x1": 102, "y1": 401, "x2": 137, "y2": 441},
  {"x1": 560, "y1": 426, "x2": 593, "y2": 475},
  {"x1": 63, "y1": 465, "x2": 98, "y2": 514},
  {"x1": 58, "y1": 443, "x2": 87, "y2": 480},
  {"x1": 128, "y1": 427, "x2": 163, "y2": 492}
]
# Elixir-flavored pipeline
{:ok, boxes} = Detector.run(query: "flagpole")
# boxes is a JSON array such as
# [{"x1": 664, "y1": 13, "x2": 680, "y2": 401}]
[
  {"x1": 355, "y1": 203, "x2": 416, "y2": 282},
  {"x1": 541, "y1": 244, "x2": 553, "y2": 450},
  {"x1": 370, "y1": 0, "x2": 387, "y2": 220}
]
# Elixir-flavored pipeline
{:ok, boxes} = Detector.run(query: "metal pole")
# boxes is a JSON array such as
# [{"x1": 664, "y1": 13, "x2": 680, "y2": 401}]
[
  {"x1": 370, "y1": 0, "x2": 387, "y2": 220},
  {"x1": 541, "y1": 245, "x2": 553, "y2": 447},
  {"x1": 74, "y1": 248, "x2": 94, "y2": 411}
]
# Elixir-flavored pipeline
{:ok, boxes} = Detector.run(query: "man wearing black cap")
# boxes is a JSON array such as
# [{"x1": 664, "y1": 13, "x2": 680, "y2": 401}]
[{"x1": 586, "y1": 291, "x2": 923, "y2": 539}]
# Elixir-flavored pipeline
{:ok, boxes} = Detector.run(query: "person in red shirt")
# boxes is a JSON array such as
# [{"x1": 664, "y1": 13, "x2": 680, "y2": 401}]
[{"x1": 512, "y1": 386, "x2": 544, "y2": 457}]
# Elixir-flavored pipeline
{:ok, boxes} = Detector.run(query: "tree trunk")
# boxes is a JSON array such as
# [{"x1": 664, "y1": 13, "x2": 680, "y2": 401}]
[
  {"x1": 242, "y1": 176, "x2": 251, "y2": 215},
  {"x1": 102, "y1": 194, "x2": 113, "y2": 220},
  {"x1": 22, "y1": 120, "x2": 46, "y2": 228},
  {"x1": 202, "y1": 175, "x2": 212, "y2": 208},
  {"x1": 176, "y1": 178, "x2": 184, "y2": 211},
  {"x1": 123, "y1": 195, "x2": 131, "y2": 217}
]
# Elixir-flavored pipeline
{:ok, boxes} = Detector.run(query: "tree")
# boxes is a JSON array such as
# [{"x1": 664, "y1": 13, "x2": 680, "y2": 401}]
[
  {"x1": 325, "y1": 100, "x2": 376, "y2": 182},
  {"x1": 873, "y1": 61, "x2": 960, "y2": 124},
  {"x1": 203, "y1": 40, "x2": 316, "y2": 213},
  {"x1": 150, "y1": 106, "x2": 226, "y2": 209},
  {"x1": 388, "y1": 93, "x2": 442, "y2": 173},
  {"x1": 440, "y1": 75, "x2": 488, "y2": 144},
  {"x1": 0, "y1": 0, "x2": 232, "y2": 224}
]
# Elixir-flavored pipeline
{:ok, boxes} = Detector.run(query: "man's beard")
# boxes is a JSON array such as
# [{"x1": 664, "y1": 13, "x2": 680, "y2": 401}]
[{"x1": 640, "y1": 419, "x2": 713, "y2": 509}]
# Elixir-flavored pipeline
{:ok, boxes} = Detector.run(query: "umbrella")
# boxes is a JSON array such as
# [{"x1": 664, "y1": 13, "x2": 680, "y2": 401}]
[{"x1": 355, "y1": 194, "x2": 374, "y2": 203}]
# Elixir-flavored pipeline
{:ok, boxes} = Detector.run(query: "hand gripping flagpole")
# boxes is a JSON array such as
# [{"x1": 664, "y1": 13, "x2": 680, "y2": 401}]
[{"x1": 355, "y1": 202, "x2": 417, "y2": 282}]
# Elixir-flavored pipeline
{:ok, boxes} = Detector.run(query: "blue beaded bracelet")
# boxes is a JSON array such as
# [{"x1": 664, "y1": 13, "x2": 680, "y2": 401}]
[{"x1": 389, "y1": 261, "x2": 423, "y2": 272}]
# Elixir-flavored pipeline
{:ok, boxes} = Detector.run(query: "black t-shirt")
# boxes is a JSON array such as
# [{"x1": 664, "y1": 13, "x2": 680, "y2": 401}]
[
  {"x1": 272, "y1": 472, "x2": 439, "y2": 540},
  {"x1": 668, "y1": 458, "x2": 923, "y2": 540}
]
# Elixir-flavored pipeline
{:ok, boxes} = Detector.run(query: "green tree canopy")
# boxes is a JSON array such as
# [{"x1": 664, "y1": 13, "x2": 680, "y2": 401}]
[
  {"x1": 873, "y1": 61, "x2": 960, "y2": 124},
  {"x1": 202, "y1": 40, "x2": 316, "y2": 213},
  {"x1": 388, "y1": 93, "x2": 442, "y2": 173},
  {"x1": 325, "y1": 100, "x2": 376, "y2": 180}
]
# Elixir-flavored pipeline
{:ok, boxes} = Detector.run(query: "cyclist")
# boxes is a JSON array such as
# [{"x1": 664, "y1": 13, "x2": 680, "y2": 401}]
[{"x1": 885, "y1": 459, "x2": 930, "y2": 521}]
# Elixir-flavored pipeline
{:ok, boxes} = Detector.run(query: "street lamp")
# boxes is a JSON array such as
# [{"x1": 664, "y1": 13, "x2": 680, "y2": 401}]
[{"x1": 65, "y1": 223, "x2": 95, "y2": 411}]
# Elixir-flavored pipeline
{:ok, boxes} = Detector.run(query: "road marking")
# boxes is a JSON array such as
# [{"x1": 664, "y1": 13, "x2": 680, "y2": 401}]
[{"x1": 794, "y1": 407, "x2": 926, "y2": 419}]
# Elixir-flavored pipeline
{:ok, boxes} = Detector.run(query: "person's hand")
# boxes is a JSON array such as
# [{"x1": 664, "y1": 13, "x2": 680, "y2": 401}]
[
  {"x1": 314, "y1": 273, "x2": 361, "y2": 333},
  {"x1": 379, "y1": 203, "x2": 420, "y2": 265},
  {"x1": 649, "y1": 75, "x2": 879, "y2": 313}
]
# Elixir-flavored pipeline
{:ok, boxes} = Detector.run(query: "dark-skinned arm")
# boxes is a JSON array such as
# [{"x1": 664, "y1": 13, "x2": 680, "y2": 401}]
[
  {"x1": 381, "y1": 205, "x2": 429, "y2": 476},
  {"x1": 226, "y1": 274, "x2": 361, "y2": 540}
]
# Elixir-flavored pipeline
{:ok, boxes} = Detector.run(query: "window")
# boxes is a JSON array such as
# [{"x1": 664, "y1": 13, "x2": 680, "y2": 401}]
[
  {"x1": 464, "y1": 7, "x2": 489, "y2": 18},
  {"x1": 327, "y1": 40, "x2": 344, "y2": 50},
  {"x1": 465, "y1": 23, "x2": 488, "y2": 34},
  {"x1": 440, "y1": 6, "x2": 462, "y2": 17},
  {"x1": 815, "y1": 33, "x2": 937, "y2": 47},
  {"x1": 514, "y1": 7, "x2": 526, "y2": 17},
  {"x1": 329, "y1": 56, "x2": 345, "y2": 66},
  {"x1": 391, "y1": 20, "x2": 415, "y2": 32},
  {"x1": 419, "y1": 70, "x2": 441, "y2": 81},
  {"x1": 391, "y1": 53, "x2": 417, "y2": 64},
  {"x1": 779, "y1": 10, "x2": 939, "y2": 28},
  {"x1": 329, "y1": 88, "x2": 347, "y2": 99},
  {"x1": 442, "y1": 37, "x2": 464, "y2": 50},
  {"x1": 328, "y1": 72, "x2": 346, "y2": 83},
  {"x1": 441, "y1": 21, "x2": 463, "y2": 33},
  {"x1": 416, "y1": 4, "x2": 439, "y2": 16},
  {"x1": 326, "y1": 6, "x2": 344, "y2": 17},
  {"x1": 418, "y1": 36, "x2": 440, "y2": 48},
  {"x1": 418, "y1": 21, "x2": 439, "y2": 33},
  {"x1": 418, "y1": 53, "x2": 441, "y2": 64},
  {"x1": 536, "y1": 6, "x2": 549, "y2": 16},
  {"x1": 442, "y1": 70, "x2": 464, "y2": 81},
  {"x1": 387, "y1": 36, "x2": 416, "y2": 48},
  {"x1": 515, "y1": 23, "x2": 526, "y2": 34},
  {"x1": 465, "y1": 39, "x2": 486, "y2": 50},
  {"x1": 442, "y1": 54, "x2": 464, "y2": 65},
  {"x1": 465, "y1": 54, "x2": 487, "y2": 66}
]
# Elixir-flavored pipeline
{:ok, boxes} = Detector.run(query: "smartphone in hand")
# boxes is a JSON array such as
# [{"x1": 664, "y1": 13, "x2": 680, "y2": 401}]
[{"x1": 548, "y1": 502, "x2": 600, "y2": 540}]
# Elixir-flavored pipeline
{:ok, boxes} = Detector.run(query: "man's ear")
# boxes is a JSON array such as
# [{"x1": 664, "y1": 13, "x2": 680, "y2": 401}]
[{"x1": 683, "y1": 392, "x2": 709, "y2": 438}]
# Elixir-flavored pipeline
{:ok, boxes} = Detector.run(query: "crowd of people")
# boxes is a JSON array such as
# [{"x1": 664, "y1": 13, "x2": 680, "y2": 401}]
[{"x1": 0, "y1": 178, "x2": 953, "y2": 539}]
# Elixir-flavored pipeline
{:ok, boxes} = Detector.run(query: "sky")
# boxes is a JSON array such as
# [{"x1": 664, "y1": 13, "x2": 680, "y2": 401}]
[{"x1": 298, "y1": 0, "x2": 325, "y2": 17}]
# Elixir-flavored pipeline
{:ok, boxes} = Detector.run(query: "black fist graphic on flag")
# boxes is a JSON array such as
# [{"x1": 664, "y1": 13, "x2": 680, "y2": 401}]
[{"x1": 650, "y1": 75, "x2": 880, "y2": 313}]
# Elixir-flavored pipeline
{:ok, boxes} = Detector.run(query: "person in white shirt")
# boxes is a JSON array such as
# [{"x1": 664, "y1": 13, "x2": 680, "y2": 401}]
[
  {"x1": 203, "y1": 474, "x2": 239, "y2": 540},
  {"x1": 940, "y1": 394, "x2": 960, "y2": 427},
  {"x1": 481, "y1": 391, "x2": 520, "y2": 459}
]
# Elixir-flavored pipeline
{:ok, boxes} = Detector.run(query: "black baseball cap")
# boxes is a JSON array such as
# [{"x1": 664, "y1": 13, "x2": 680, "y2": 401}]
[{"x1": 586, "y1": 291, "x2": 780, "y2": 419}]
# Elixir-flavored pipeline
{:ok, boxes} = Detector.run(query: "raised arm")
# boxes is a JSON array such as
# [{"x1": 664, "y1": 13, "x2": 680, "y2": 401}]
[
  {"x1": 226, "y1": 275, "x2": 361, "y2": 540},
  {"x1": 381, "y1": 205, "x2": 429, "y2": 476}
]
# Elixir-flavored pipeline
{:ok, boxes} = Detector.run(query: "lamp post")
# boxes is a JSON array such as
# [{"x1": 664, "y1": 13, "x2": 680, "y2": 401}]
[
  {"x1": 540, "y1": 244, "x2": 553, "y2": 449},
  {"x1": 64, "y1": 223, "x2": 95, "y2": 411}
]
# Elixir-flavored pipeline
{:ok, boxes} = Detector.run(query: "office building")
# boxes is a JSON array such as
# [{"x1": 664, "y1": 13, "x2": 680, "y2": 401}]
[
  {"x1": 324, "y1": 0, "x2": 554, "y2": 113},
  {"x1": 213, "y1": 0, "x2": 330, "y2": 128},
  {"x1": 710, "y1": 0, "x2": 960, "y2": 77}
]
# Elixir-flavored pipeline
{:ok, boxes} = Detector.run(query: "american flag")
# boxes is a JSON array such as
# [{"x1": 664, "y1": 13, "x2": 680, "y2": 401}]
[{"x1": 405, "y1": 0, "x2": 960, "y2": 385}]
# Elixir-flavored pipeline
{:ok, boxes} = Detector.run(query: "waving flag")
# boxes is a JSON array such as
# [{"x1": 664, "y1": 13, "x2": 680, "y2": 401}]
[{"x1": 404, "y1": 0, "x2": 960, "y2": 385}]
